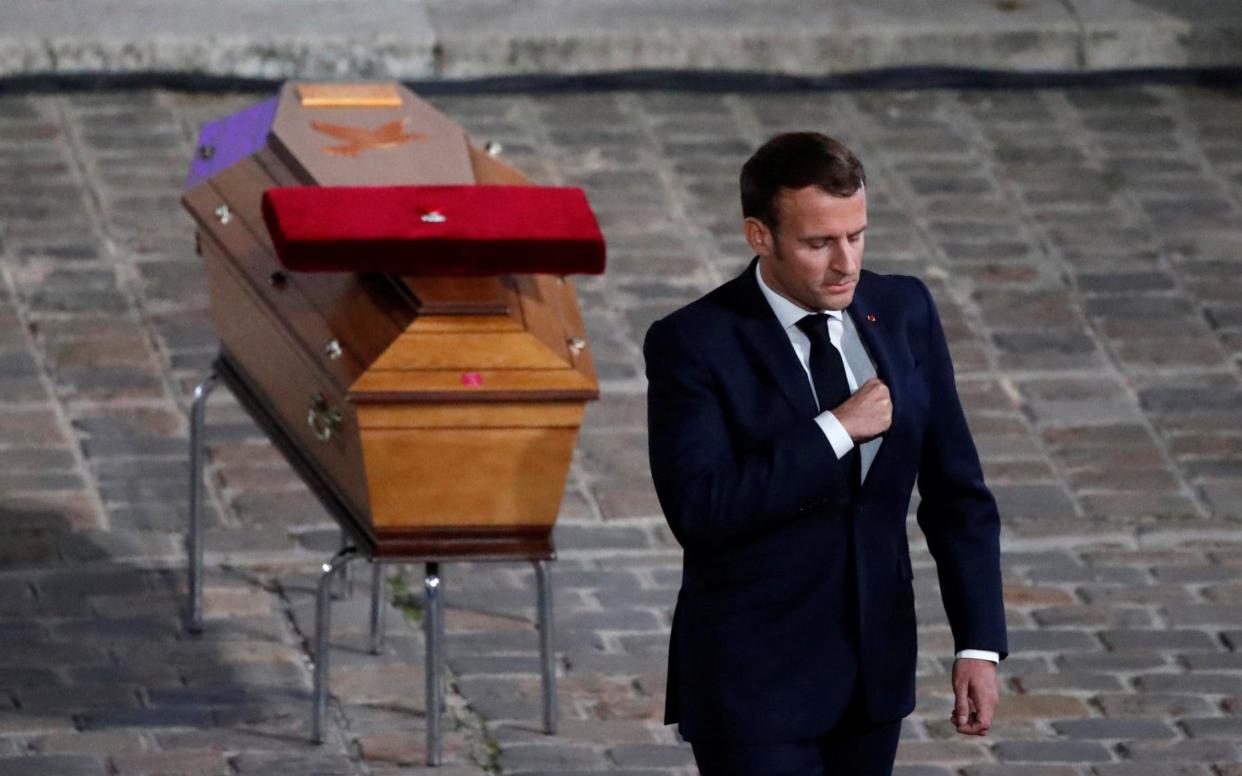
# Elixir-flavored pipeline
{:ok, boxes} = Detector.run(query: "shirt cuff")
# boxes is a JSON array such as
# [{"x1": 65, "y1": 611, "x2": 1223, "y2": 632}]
[
  {"x1": 814, "y1": 411, "x2": 855, "y2": 460},
  {"x1": 955, "y1": 649, "x2": 1000, "y2": 664}
]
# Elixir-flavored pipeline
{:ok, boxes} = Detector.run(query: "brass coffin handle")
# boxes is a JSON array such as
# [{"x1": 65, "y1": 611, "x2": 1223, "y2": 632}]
[{"x1": 307, "y1": 393, "x2": 343, "y2": 442}]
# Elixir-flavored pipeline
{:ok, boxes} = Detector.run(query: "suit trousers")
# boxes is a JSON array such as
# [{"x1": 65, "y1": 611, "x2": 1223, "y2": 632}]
[{"x1": 689, "y1": 673, "x2": 903, "y2": 776}]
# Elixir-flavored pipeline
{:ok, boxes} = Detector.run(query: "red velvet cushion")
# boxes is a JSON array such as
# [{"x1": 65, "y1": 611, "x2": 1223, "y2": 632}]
[{"x1": 260, "y1": 184, "x2": 605, "y2": 276}]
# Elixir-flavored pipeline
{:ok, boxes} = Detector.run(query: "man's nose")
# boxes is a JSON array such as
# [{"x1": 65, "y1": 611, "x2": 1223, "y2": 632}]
[{"x1": 829, "y1": 239, "x2": 857, "y2": 273}]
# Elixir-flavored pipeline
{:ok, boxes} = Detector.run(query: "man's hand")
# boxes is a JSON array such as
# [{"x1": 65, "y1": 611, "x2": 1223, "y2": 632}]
[
  {"x1": 951, "y1": 657, "x2": 998, "y2": 736},
  {"x1": 833, "y1": 378, "x2": 892, "y2": 443}
]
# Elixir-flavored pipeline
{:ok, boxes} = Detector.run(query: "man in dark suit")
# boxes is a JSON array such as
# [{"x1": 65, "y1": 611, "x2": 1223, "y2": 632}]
[{"x1": 644, "y1": 133, "x2": 1008, "y2": 774}]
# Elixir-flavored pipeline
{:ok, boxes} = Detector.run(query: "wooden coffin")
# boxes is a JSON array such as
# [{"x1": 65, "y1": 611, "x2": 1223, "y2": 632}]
[{"x1": 182, "y1": 82, "x2": 602, "y2": 559}]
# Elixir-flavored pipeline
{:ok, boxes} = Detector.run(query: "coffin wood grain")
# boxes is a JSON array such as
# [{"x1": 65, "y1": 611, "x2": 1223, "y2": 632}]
[
  {"x1": 199, "y1": 233, "x2": 373, "y2": 518},
  {"x1": 362, "y1": 427, "x2": 576, "y2": 530},
  {"x1": 356, "y1": 402, "x2": 584, "y2": 429}
]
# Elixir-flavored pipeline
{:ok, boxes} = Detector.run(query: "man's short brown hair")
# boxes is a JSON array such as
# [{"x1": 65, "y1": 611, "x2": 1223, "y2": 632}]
[{"x1": 740, "y1": 132, "x2": 866, "y2": 230}]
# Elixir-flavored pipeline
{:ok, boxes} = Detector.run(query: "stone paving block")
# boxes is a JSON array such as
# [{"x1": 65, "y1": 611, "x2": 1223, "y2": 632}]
[
  {"x1": 494, "y1": 719, "x2": 659, "y2": 746},
  {"x1": 963, "y1": 768, "x2": 1085, "y2": 776},
  {"x1": 454, "y1": 676, "x2": 548, "y2": 721},
  {"x1": 558, "y1": 608, "x2": 663, "y2": 633},
  {"x1": 354, "y1": 729, "x2": 480, "y2": 768},
  {"x1": 109, "y1": 748, "x2": 229, "y2": 776},
  {"x1": 591, "y1": 477, "x2": 666, "y2": 521},
  {"x1": 607, "y1": 742, "x2": 694, "y2": 767},
  {"x1": 992, "y1": 740, "x2": 1114, "y2": 763},
  {"x1": 1006, "y1": 629, "x2": 1102, "y2": 653},
  {"x1": 446, "y1": 654, "x2": 543, "y2": 677},
  {"x1": 893, "y1": 738, "x2": 990, "y2": 764},
  {"x1": 1014, "y1": 672, "x2": 1126, "y2": 694},
  {"x1": 989, "y1": 694, "x2": 1093, "y2": 722},
  {"x1": 0, "y1": 640, "x2": 111, "y2": 669},
  {"x1": 1084, "y1": 549, "x2": 1218, "y2": 568},
  {"x1": 151, "y1": 727, "x2": 316, "y2": 755},
  {"x1": 988, "y1": 484, "x2": 1081, "y2": 520},
  {"x1": 179, "y1": 659, "x2": 308, "y2": 692},
  {"x1": 1081, "y1": 491, "x2": 1199, "y2": 521},
  {"x1": 448, "y1": 629, "x2": 552, "y2": 656},
  {"x1": 1162, "y1": 604, "x2": 1242, "y2": 626},
  {"x1": 0, "y1": 755, "x2": 109, "y2": 775},
  {"x1": 553, "y1": 522, "x2": 653, "y2": 552},
  {"x1": 1091, "y1": 767, "x2": 1211, "y2": 776},
  {"x1": 0, "y1": 709, "x2": 76, "y2": 737},
  {"x1": 1056, "y1": 653, "x2": 1170, "y2": 673},
  {"x1": 1133, "y1": 673, "x2": 1242, "y2": 695},
  {"x1": 1179, "y1": 716, "x2": 1242, "y2": 740},
  {"x1": 368, "y1": 767, "x2": 485, "y2": 776},
  {"x1": 1180, "y1": 652, "x2": 1242, "y2": 672},
  {"x1": 230, "y1": 753, "x2": 356, "y2": 775},
  {"x1": 496, "y1": 742, "x2": 608, "y2": 771},
  {"x1": 0, "y1": 666, "x2": 61, "y2": 696},
  {"x1": 67, "y1": 660, "x2": 182, "y2": 685},
  {"x1": 893, "y1": 766, "x2": 959, "y2": 776},
  {"x1": 1077, "y1": 584, "x2": 1191, "y2": 606},
  {"x1": 1030, "y1": 605, "x2": 1152, "y2": 628},
  {"x1": 491, "y1": 771, "x2": 672, "y2": 776},
  {"x1": 1094, "y1": 694, "x2": 1216, "y2": 718},
  {"x1": 48, "y1": 612, "x2": 184, "y2": 642},
  {"x1": 13, "y1": 681, "x2": 145, "y2": 715},
  {"x1": 1097, "y1": 629, "x2": 1219, "y2": 652},
  {"x1": 1116, "y1": 739, "x2": 1240, "y2": 762},
  {"x1": 1051, "y1": 718, "x2": 1177, "y2": 740},
  {"x1": 80, "y1": 706, "x2": 216, "y2": 730}
]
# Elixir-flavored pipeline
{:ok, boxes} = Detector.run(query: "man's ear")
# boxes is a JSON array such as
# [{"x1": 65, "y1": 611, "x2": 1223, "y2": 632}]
[{"x1": 744, "y1": 217, "x2": 774, "y2": 258}]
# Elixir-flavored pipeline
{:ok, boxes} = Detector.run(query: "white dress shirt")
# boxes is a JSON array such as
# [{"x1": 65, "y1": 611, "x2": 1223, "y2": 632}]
[{"x1": 754, "y1": 263, "x2": 999, "y2": 665}]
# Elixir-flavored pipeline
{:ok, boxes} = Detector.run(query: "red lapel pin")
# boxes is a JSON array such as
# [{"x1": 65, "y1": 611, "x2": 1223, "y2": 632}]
[{"x1": 866, "y1": 314, "x2": 877, "y2": 322}]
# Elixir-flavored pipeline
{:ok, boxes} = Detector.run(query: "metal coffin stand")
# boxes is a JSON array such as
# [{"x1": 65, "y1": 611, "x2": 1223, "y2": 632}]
[{"x1": 187, "y1": 355, "x2": 557, "y2": 766}]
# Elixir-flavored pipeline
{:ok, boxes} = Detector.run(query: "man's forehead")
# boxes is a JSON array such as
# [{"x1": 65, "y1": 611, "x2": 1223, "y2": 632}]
[
  {"x1": 773, "y1": 184, "x2": 867, "y2": 226},
  {"x1": 774, "y1": 183, "x2": 867, "y2": 205}
]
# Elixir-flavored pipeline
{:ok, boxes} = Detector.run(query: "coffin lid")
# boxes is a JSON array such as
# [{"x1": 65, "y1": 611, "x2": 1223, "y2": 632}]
[{"x1": 269, "y1": 81, "x2": 474, "y2": 187}]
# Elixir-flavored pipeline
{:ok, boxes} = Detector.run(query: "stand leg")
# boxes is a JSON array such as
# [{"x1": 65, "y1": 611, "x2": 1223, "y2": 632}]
[
  {"x1": 334, "y1": 527, "x2": 353, "y2": 600},
  {"x1": 369, "y1": 562, "x2": 387, "y2": 655},
  {"x1": 535, "y1": 559, "x2": 558, "y2": 734},
  {"x1": 313, "y1": 546, "x2": 359, "y2": 744},
  {"x1": 187, "y1": 370, "x2": 218, "y2": 634},
  {"x1": 424, "y1": 562, "x2": 443, "y2": 766}
]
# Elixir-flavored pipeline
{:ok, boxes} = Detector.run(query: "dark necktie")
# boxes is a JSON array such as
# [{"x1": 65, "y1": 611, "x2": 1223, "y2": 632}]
[{"x1": 795, "y1": 313, "x2": 861, "y2": 493}]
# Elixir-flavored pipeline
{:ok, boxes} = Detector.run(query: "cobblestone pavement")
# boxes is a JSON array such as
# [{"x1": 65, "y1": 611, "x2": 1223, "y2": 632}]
[{"x1": 0, "y1": 84, "x2": 1241, "y2": 775}]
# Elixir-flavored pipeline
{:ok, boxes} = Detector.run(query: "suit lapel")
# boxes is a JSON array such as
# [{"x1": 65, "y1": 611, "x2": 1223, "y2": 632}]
[{"x1": 730, "y1": 258, "x2": 820, "y2": 419}]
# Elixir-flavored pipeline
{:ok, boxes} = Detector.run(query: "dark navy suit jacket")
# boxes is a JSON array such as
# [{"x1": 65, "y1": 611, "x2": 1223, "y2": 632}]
[{"x1": 644, "y1": 257, "x2": 1008, "y2": 744}]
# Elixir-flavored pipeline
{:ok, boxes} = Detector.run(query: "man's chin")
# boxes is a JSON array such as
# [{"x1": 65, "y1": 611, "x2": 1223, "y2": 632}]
[{"x1": 814, "y1": 286, "x2": 856, "y2": 310}]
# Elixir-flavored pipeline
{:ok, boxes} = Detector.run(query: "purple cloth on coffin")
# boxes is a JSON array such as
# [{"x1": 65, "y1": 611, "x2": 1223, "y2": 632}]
[{"x1": 184, "y1": 97, "x2": 278, "y2": 189}]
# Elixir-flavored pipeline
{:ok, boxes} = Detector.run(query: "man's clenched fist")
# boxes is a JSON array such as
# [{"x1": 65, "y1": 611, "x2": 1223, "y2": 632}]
[
  {"x1": 833, "y1": 378, "x2": 892, "y2": 443},
  {"x1": 951, "y1": 657, "x2": 999, "y2": 736}
]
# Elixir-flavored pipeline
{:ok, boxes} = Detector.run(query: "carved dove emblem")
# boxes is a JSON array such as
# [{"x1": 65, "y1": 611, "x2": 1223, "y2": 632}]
[{"x1": 310, "y1": 118, "x2": 428, "y2": 157}]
